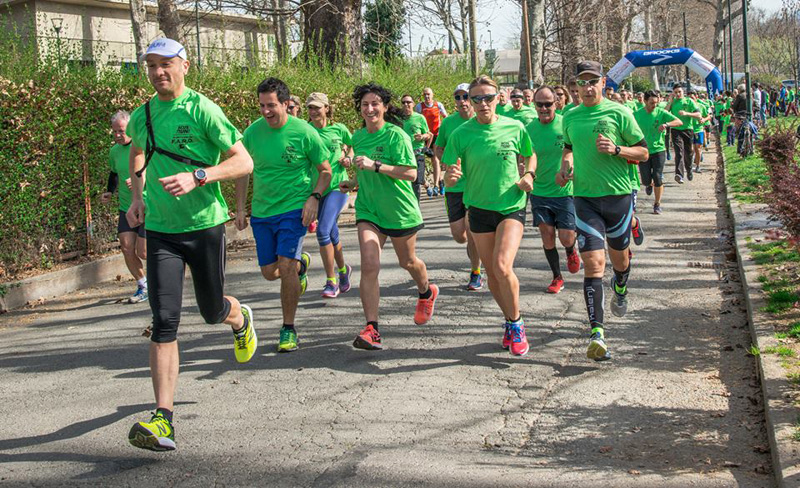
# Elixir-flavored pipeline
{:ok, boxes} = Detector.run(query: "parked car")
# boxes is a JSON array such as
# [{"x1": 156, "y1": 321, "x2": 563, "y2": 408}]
[{"x1": 781, "y1": 79, "x2": 796, "y2": 88}]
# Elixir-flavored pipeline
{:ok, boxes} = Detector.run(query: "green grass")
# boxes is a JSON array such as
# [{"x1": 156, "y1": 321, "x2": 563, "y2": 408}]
[
  {"x1": 765, "y1": 290, "x2": 800, "y2": 314},
  {"x1": 788, "y1": 371, "x2": 800, "y2": 384},
  {"x1": 749, "y1": 344, "x2": 761, "y2": 356},
  {"x1": 749, "y1": 240, "x2": 800, "y2": 266},
  {"x1": 776, "y1": 322, "x2": 800, "y2": 340},
  {"x1": 723, "y1": 145, "x2": 769, "y2": 203},
  {"x1": 763, "y1": 345, "x2": 797, "y2": 357}
]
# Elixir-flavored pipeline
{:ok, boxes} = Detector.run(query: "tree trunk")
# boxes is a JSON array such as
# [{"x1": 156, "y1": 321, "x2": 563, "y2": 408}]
[
  {"x1": 529, "y1": 0, "x2": 545, "y2": 84},
  {"x1": 460, "y1": 0, "x2": 468, "y2": 52},
  {"x1": 644, "y1": 5, "x2": 659, "y2": 90},
  {"x1": 269, "y1": 0, "x2": 288, "y2": 60},
  {"x1": 302, "y1": 0, "x2": 362, "y2": 70},
  {"x1": 157, "y1": 0, "x2": 184, "y2": 44},
  {"x1": 129, "y1": 0, "x2": 147, "y2": 65}
]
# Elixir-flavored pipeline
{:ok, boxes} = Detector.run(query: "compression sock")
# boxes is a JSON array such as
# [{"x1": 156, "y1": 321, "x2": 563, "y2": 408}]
[
  {"x1": 233, "y1": 311, "x2": 250, "y2": 334},
  {"x1": 544, "y1": 247, "x2": 561, "y2": 278},
  {"x1": 613, "y1": 265, "x2": 631, "y2": 295},
  {"x1": 583, "y1": 277, "x2": 605, "y2": 326}
]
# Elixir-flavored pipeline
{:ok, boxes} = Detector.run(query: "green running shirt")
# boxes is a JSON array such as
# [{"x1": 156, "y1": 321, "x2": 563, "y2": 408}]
[
  {"x1": 526, "y1": 114, "x2": 572, "y2": 198},
  {"x1": 402, "y1": 112, "x2": 430, "y2": 151},
  {"x1": 436, "y1": 112, "x2": 474, "y2": 193},
  {"x1": 311, "y1": 122, "x2": 352, "y2": 195},
  {"x1": 633, "y1": 107, "x2": 678, "y2": 154}
]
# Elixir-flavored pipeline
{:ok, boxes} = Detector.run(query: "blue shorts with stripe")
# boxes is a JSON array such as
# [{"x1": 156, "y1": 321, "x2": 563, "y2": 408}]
[{"x1": 574, "y1": 195, "x2": 633, "y2": 253}]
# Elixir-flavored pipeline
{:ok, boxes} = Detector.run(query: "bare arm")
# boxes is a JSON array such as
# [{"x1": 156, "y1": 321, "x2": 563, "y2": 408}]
[
  {"x1": 355, "y1": 156, "x2": 417, "y2": 182},
  {"x1": 204, "y1": 141, "x2": 253, "y2": 184}
]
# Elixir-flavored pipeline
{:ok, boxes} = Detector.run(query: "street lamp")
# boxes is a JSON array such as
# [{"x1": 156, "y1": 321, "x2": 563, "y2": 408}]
[{"x1": 51, "y1": 17, "x2": 63, "y2": 66}]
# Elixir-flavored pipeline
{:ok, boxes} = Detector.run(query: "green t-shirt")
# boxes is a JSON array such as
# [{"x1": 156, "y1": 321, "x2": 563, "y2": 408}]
[
  {"x1": 505, "y1": 106, "x2": 538, "y2": 126},
  {"x1": 497, "y1": 103, "x2": 512, "y2": 116},
  {"x1": 352, "y1": 123, "x2": 422, "y2": 230},
  {"x1": 668, "y1": 96, "x2": 699, "y2": 131},
  {"x1": 442, "y1": 116, "x2": 533, "y2": 214},
  {"x1": 436, "y1": 112, "x2": 474, "y2": 193},
  {"x1": 722, "y1": 114, "x2": 732, "y2": 133},
  {"x1": 402, "y1": 112, "x2": 430, "y2": 151},
  {"x1": 714, "y1": 100, "x2": 726, "y2": 115},
  {"x1": 526, "y1": 114, "x2": 571, "y2": 198},
  {"x1": 108, "y1": 142, "x2": 137, "y2": 212},
  {"x1": 693, "y1": 103, "x2": 709, "y2": 133},
  {"x1": 657, "y1": 101, "x2": 668, "y2": 109},
  {"x1": 789, "y1": 90, "x2": 796, "y2": 102},
  {"x1": 633, "y1": 107, "x2": 678, "y2": 154},
  {"x1": 127, "y1": 88, "x2": 241, "y2": 233},
  {"x1": 629, "y1": 162, "x2": 641, "y2": 188},
  {"x1": 312, "y1": 122, "x2": 352, "y2": 195},
  {"x1": 563, "y1": 102, "x2": 578, "y2": 113},
  {"x1": 562, "y1": 98, "x2": 645, "y2": 198},
  {"x1": 243, "y1": 116, "x2": 330, "y2": 219},
  {"x1": 635, "y1": 101, "x2": 645, "y2": 111},
  {"x1": 624, "y1": 101, "x2": 638, "y2": 113}
]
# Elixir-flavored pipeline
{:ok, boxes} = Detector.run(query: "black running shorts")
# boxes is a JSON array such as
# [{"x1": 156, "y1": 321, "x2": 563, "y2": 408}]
[
  {"x1": 445, "y1": 191, "x2": 467, "y2": 223},
  {"x1": 574, "y1": 195, "x2": 633, "y2": 253},
  {"x1": 468, "y1": 206, "x2": 526, "y2": 234}
]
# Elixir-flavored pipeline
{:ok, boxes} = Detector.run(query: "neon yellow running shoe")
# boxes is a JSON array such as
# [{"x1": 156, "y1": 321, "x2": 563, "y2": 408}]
[
  {"x1": 128, "y1": 411, "x2": 175, "y2": 451},
  {"x1": 277, "y1": 325, "x2": 299, "y2": 352},
  {"x1": 233, "y1": 304, "x2": 257, "y2": 363},
  {"x1": 299, "y1": 252, "x2": 311, "y2": 296}
]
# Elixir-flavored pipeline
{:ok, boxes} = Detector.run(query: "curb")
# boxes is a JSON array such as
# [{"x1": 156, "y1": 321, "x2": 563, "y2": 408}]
[{"x1": 722, "y1": 146, "x2": 800, "y2": 487}]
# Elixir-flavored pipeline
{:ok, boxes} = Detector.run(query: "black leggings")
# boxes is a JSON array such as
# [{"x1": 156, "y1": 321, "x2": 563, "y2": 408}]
[
  {"x1": 147, "y1": 224, "x2": 231, "y2": 343},
  {"x1": 639, "y1": 151, "x2": 667, "y2": 187}
]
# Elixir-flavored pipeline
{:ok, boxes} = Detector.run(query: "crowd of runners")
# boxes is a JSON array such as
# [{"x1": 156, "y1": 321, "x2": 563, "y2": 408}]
[{"x1": 105, "y1": 38, "x2": 729, "y2": 452}]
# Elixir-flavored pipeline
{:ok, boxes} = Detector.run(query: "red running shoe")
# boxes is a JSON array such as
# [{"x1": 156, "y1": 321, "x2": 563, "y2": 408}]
[
  {"x1": 508, "y1": 320, "x2": 530, "y2": 356},
  {"x1": 353, "y1": 324, "x2": 382, "y2": 350},
  {"x1": 546, "y1": 276, "x2": 565, "y2": 294},
  {"x1": 566, "y1": 250, "x2": 581, "y2": 274},
  {"x1": 502, "y1": 323, "x2": 512, "y2": 350},
  {"x1": 414, "y1": 284, "x2": 439, "y2": 325}
]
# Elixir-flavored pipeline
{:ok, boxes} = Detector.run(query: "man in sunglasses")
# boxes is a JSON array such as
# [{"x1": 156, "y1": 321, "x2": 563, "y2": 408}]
[
  {"x1": 507, "y1": 88, "x2": 538, "y2": 126},
  {"x1": 415, "y1": 87, "x2": 448, "y2": 196},
  {"x1": 526, "y1": 86, "x2": 581, "y2": 294},
  {"x1": 557, "y1": 60, "x2": 649, "y2": 362},
  {"x1": 287, "y1": 95, "x2": 302, "y2": 117},
  {"x1": 400, "y1": 94, "x2": 432, "y2": 200},
  {"x1": 434, "y1": 83, "x2": 483, "y2": 291},
  {"x1": 667, "y1": 84, "x2": 701, "y2": 183}
]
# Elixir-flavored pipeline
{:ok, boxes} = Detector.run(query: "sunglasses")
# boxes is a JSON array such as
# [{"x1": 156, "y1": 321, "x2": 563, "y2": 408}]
[
  {"x1": 535, "y1": 101, "x2": 555, "y2": 108},
  {"x1": 510, "y1": 94, "x2": 524, "y2": 99},
  {"x1": 470, "y1": 94, "x2": 497, "y2": 104},
  {"x1": 401, "y1": 100, "x2": 414, "y2": 104},
  {"x1": 575, "y1": 77, "x2": 602, "y2": 87},
  {"x1": 288, "y1": 105, "x2": 297, "y2": 110},
  {"x1": 454, "y1": 94, "x2": 469, "y2": 101}
]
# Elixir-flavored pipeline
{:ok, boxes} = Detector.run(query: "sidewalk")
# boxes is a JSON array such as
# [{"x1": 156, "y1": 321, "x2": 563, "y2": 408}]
[{"x1": 0, "y1": 148, "x2": 774, "y2": 487}]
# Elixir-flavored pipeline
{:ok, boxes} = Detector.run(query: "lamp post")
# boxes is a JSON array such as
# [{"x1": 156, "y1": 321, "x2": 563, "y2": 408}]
[
  {"x1": 683, "y1": 13, "x2": 690, "y2": 89},
  {"x1": 742, "y1": 0, "x2": 751, "y2": 120},
  {"x1": 727, "y1": 0, "x2": 734, "y2": 90},
  {"x1": 195, "y1": 0, "x2": 202, "y2": 68},
  {"x1": 51, "y1": 17, "x2": 63, "y2": 67}
]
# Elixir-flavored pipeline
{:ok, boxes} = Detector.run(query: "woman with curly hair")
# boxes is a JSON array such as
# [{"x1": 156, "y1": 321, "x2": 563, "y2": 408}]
[{"x1": 339, "y1": 83, "x2": 439, "y2": 350}]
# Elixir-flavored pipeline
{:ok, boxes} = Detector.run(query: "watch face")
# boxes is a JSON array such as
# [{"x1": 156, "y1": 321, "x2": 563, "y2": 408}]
[{"x1": 195, "y1": 169, "x2": 207, "y2": 179}]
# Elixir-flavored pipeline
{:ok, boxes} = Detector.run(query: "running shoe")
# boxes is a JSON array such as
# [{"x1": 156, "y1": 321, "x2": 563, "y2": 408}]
[
  {"x1": 675, "y1": 174, "x2": 684, "y2": 184},
  {"x1": 321, "y1": 280, "x2": 340, "y2": 298},
  {"x1": 414, "y1": 284, "x2": 439, "y2": 325},
  {"x1": 128, "y1": 411, "x2": 175, "y2": 451},
  {"x1": 299, "y1": 252, "x2": 311, "y2": 296},
  {"x1": 687, "y1": 171, "x2": 694, "y2": 181},
  {"x1": 432, "y1": 187, "x2": 440, "y2": 197},
  {"x1": 653, "y1": 203, "x2": 662, "y2": 215},
  {"x1": 439, "y1": 182, "x2": 446, "y2": 196},
  {"x1": 586, "y1": 328, "x2": 610, "y2": 362},
  {"x1": 426, "y1": 187, "x2": 433, "y2": 197},
  {"x1": 645, "y1": 185, "x2": 653, "y2": 196},
  {"x1": 467, "y1": 272, "x2": 483, "y2": 291},
  {"x1": 129, "y1": 285, "x2": 148, "y2": 304},
  {"x1": 631, "y1": 218, "x2": 644, "y2": 246},
  {"x1": 502, "y1": 322, "x2": 512, "y2": 350},
  {"x1": 508, "y1": 320, "x2": 529, "y2": 356},
  {"x1": 339, "y1": 265, "x2": 353, "y2": 293},
  {"x1": 277, "y1": 326, "x2": 298, "y2": 352},
  {"x1": 610, "y1": 277, "x2": 628, "y2": 317},
  {"x1": 695, "y1": 166, "x2": 703, "y2": 174},
  {"x1": 566, "y1": 249, "x2": 581, "y2": 274},
  {"x1": 353, "y1": 324, "x2": 382, "y2": 350},
  {"x1": 546, "y1": 276, "x2": 564, "y2": 294},
  {"x1": 234, "y1": 304, "x2": 257, "y2": 363}
]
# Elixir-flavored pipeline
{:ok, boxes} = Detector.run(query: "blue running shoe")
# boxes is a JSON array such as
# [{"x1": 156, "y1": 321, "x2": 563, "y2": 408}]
[
  {"x1": 467, "y1": 272, "x2": 483, "y2": 291},
  {"x1": 432, "y1": 187, "x2": 440, "y2": 197},
  {"x1": 426, "y1": 187, "x2": 433, "y2": 197},
  {"x1": 129, "y1": 285, "x2": 148, "y2": 304},
  {"x1": 339, "y1": 264, "x2": 353, "y2": 293}
]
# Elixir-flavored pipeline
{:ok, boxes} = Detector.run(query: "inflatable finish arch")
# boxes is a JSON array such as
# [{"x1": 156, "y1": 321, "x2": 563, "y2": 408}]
[{"x1": 606, "y1": 48, "x2": 724, "y2": 97}]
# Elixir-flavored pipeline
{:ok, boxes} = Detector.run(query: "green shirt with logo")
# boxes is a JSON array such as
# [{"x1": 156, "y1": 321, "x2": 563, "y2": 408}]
[
  {"x1": 693, "y1": 103, "x2": 709, "y2": 133},
  {"x1": 526, "y1": 114, "x2": 571, "y2": 198},
  {"x1": 402, "y1": 112, "x2": 430, "y2": 152},
  {"x1": 633, "y1": 107, "x2": 678, "y2": 154},
  {"x1": 505, "y1": 106, "x2": 538, "y2": 126},
  {"x1": 243, "y1": 116, "x2": 330, "y2": 219},
  {"x1": 436, "y1": 112, "x2": 474, "y2": 193},
  {"x1": 352, "y1": 123, "x2": 422, "y2": 230},
  {"x1": 127, "y1": 88, "x2": 241, "y2": 233},
  {"x1": 443, "y1": 116, "x2": 533, "y2": 214},
  {"x1": 562, "y1": 98, "x2": 646, "y2": 198},
  {"x1": 311, "y1": 122, "x2": 352, "y2": 195},
  {"x1": 668, "y1": 96, "x2": 699, "y2": 131},
  {"x1": 108, "y1": 142, "x2": 142, "y2": 212}
]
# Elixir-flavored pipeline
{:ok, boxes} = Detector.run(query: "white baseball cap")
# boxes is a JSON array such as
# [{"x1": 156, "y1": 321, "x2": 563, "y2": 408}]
[
  {"x1": 145, "y1": 38, "x2": 187, "y2": 60},
  {"x1": 454, "y1": 83, "x2": 470, "y2": 95}
]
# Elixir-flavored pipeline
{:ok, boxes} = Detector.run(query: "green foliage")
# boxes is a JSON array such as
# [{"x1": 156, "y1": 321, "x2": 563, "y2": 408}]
[
  {"x1": 723, "y1": 145, "x2": 769, "y2": 203},
  {"x1": 775, "y1": 322, "x2": 800, "y2": 340},
  {"x1": 363, "y1": 0, "x2": 407, "y2": 62},
  {"x1": 0, "y1": 30, "x2": 472, "y2": 279},
  {"x1": 764, "y1": 289, "x2": 800, "y2": 314},
  {"x1": 749, "y1": 240, "x2": 800, "y2": 266},
  {"x1": 763, "y1": 345, "x2": 796, "y2": 357}
]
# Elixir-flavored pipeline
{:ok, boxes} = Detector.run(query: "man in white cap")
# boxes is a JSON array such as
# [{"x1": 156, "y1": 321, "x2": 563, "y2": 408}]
[
  {"x1": 125, "y1": 38, "x2": 256, "y2": 452},
  {"x1": 435, "y1": 83, "x2": 483, "y2": 291}
]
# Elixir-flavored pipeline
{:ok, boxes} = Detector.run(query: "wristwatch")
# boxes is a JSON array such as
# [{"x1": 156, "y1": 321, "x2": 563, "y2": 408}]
[
  {"x1": 310, "y1": 192, "x2": 322, "y2": 201},
  {"x1": 374, "y1": 162, "x2": 382, "y2": 173},
  {"x1": 614, "y1": 146, "x2": 621, "y2": 156},
  {"x1": 524, "y1": 170, "x2": 536, "y2": 180},
  {"x1": 193, "y1": 168, "x2": 208, "y2": 187}
]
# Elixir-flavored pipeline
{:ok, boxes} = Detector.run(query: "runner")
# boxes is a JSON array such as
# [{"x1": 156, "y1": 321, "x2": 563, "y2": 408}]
[
  {"x1": 434, "y1": 83, "x2": 483, "y2": 291},
  {"x1": 688, "y1": 90, "x2": 709, "y2": 173},
  {"x1": 557, "y1": 60, "x2": 649, "y2": 361},
  {"x1": 235, "y1": 78, "x2": 332, "y2": 353},
  {"x1": 633, "y1": 90, "x2": 682, "y2": 215},
  {"x1": 443, "y1": 75, "x2": 534, "y2": 357},
  {"x1": 101, "y1": 110, "x2": 148, "y2": 304},
  {"x1": 126, "y1": 38, "x2": 256, "y2": 451},
  {"x1": 667, "y1": 84, "x2": 701, "y2": 184},
  {"x1": 306, "y1": 92, "x2": 355, "y2": 299},
  {"x1": 523, "y1": 88, "x2": 535, "y2": 107},
  {"x1": 415, "y1": 87, "x2": 448, "y2": 197},
  {"x1": 553, "y1": 85, "x2": 571, "y2": 114},
  {"x1": 634, "y1": 92, "x2": 645, "y2": 111},
  {"x1": 342, "y1": 82, "x2": 439, "y2": 350},
  {"x1": 525, "y1": 86, "x2": 581, "y2": 293},
  {"x1": 564, "y1": 80, "x2": 581, "y2": 112},
  {"x1": 497, "y1": 89, "x2": 512, "y2": 116},
  {"x1": 288, "y1": 95, "x2": 302, "y2": 117},
  {"x1": 506, "y1": 88, "x2": 538, "y2": 126},
  {"x1": 400, "y1": 94, "x2": 432, "y2": 200}
]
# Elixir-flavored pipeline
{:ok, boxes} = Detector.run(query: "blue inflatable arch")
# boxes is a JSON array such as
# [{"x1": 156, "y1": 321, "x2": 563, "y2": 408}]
[{"x1": 606, "y1": 47, "x2": 724, "y2": 97}]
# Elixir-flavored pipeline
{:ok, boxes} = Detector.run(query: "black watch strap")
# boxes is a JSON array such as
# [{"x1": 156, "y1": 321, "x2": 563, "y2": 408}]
[
  {"x1": 614, "y1": 145, "x2": 621, "y2": 156},
  {"x1": 525, "y1": 170, "x2": 536, "y2": 180},
  {"x1": 311, "y1": 192, "x2": 322, "y2": 201}
]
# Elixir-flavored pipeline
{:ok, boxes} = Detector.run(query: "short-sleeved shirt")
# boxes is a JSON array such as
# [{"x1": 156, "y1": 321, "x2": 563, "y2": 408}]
[
  {"x1": 526, "y1": 114, "x2": 571, "y2": 198},
  {"x1": 497, "y1": 103, "x2": 512, "y2": 116},
  {"x1": 505, "y1": 106, "x2": 538, "y2": 126},
  {"x1": 693, "y1": 103, "x2": 709, "y2": 133},
  {"x1": 311, "y1": 122, "x2": 352, "y2": 195},
  {"x1": 563, "y1": 102, "x2": 578, "y2": 113},
  {"x1": 352, "y1": 123, "x2": 422, "y2": 230},
  {"x1": 402, "y1": 112, "x2": 430, "y2": 152},
  {"x1": 633, "y1": 107, "x2": 679, "y2": 154},
  {"x1": 722, "y1": 114, "x2": 732, "y2": 132},
  {"x1": 243, "y1": 116, "x2": 330, "y2": 219},
  {"x1": 562, "y1": 98, "x2": 645, "y2": 198},
  {"x1": 624, "y1": 101, "x2": 638, "y2": 113},
  {"x1": 442, "y1": 116, "x2": 533, "y2": 214},
  {"x1": 436, "y1": 112, "x2": 474, "y2": 193},
  {"x1": 668, "y1": 96, "x2": 699, "y2": 131},
  {"x1": 126, "y1": 88, "x2": 242, "y2": 233},
  {"x1": 108, "y1": 142, "x2": 139, "y2": 212}
]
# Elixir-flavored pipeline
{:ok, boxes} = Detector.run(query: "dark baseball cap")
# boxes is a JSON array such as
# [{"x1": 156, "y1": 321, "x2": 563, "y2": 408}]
[{"x1": 576, "y1": 60, "x2": 603, "y2": 77}]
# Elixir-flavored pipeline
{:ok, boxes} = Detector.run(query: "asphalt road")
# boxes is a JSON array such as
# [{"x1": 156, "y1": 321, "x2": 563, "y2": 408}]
[{"x1": 0, "y1": 148, "x2": 774, "y2": 487}]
